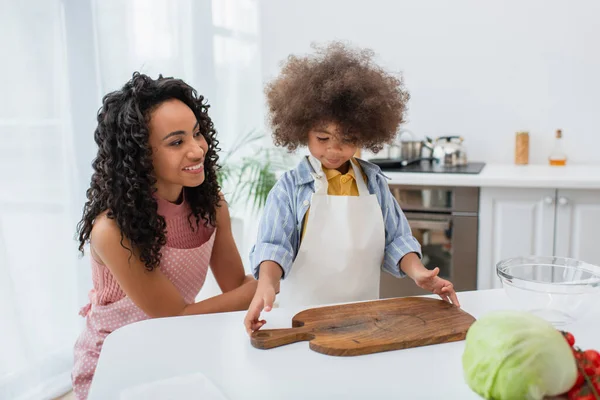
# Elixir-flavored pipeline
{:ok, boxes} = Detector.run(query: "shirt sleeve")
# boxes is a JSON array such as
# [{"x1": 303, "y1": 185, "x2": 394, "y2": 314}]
[
  {"x1": 378, "y1": 176, "x2": 423, "y2": 278},
  {"x1": 249, "y1": 177, "x2": 298, "y2": 280}
]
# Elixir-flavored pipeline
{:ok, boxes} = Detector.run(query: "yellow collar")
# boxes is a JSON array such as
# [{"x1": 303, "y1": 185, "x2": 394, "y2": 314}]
[{"x1": 322, "y1": 160, "x2": 356, "y2": 181}]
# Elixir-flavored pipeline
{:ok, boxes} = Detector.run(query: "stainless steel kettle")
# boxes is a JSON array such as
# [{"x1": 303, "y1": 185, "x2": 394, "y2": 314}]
[{"x1": 424, "y1": 136, "x2": 468, "y2": 166}]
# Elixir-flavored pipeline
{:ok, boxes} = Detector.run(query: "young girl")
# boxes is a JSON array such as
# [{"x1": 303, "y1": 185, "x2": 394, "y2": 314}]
[
  {"x1": 244, "y1": 42, "x2": 460, "y2": 334},
  {"x1": 72, "y1": 73, "x2": 257, "y2": 399}
]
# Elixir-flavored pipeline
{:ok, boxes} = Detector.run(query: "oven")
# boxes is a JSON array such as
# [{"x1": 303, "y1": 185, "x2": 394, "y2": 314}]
[{"x1": 380, "y1": 185, "x2": 480, "y2": 298}]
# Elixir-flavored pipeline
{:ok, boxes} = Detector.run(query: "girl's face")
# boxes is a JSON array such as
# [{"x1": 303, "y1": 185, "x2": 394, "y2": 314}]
[
  {"x1": 148, "y1": 99, "x2": 208, "y2": 202},
  {"x1": 307, "y1": 122, "x2": 358, "y2": 171}
]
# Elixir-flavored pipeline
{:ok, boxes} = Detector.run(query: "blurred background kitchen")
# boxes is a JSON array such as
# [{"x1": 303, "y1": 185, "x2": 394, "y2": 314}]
[{"x1": 1, "y1": 0, "x2": 599, "y2": 399}]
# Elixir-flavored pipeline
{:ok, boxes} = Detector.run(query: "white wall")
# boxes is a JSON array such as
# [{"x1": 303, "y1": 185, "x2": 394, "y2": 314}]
[{"x1": 257, "y1": 0, "x2": 600, "y2": 165}]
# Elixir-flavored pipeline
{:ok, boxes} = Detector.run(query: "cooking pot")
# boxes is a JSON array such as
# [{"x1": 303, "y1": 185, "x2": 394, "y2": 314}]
[
  {"x1": 388, "y1": 129, "x2": 425, "y2": 160},
  {"x1": 424, "y1": 136, "x2": 468, "y2": 166}
]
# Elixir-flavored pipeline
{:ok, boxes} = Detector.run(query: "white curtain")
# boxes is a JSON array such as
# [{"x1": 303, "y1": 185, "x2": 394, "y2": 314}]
[
  {"x1": 93, "y1": 0, "x2": 264, "y2": 154},
  {"x1": 0, "y1": 1, "x2": 80, "y2": 399},
  {"x1": 0, "y1": 1, "x2": 262, "y2": 398}
]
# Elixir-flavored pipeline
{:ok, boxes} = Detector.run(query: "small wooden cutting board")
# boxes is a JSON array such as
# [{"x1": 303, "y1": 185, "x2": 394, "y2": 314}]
[{"x1": 250, "y1": 297, "x2": 476, "y2": 356}]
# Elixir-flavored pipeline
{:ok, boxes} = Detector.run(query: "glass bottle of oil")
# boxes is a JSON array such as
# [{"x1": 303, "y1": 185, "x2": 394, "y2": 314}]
[{"x1": 549, "y1": 129, "x2": 567, "y2": 166}]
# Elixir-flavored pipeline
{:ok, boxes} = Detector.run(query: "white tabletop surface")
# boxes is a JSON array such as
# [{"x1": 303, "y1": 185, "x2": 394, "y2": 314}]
[
  {"x1": 383, "y1": 163, "x2": 600, "y2": 189},
  {"x1": 88, "y1": 289, "x2": 600, "y2": 400}
]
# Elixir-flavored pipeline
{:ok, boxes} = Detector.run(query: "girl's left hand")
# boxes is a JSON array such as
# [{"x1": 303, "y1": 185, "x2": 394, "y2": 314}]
[{"x1": 414, "y1": 267, "x2": 460, "y2": 307}]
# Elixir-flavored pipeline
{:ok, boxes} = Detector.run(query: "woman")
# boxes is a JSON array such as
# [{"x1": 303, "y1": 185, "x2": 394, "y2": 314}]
[{"x1": 72, "y1": 72, "x2": 257, "y2": 399}]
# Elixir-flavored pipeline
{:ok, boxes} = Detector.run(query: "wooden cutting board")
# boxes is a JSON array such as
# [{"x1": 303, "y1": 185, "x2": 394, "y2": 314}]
[{"x1": 250, "y1": 297, "x2": 476, "y2": 356}]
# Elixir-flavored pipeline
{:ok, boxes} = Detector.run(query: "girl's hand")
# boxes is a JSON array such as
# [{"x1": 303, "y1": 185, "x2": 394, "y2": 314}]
[
  {"x1": 414, "y1": 267, "x2": 460, "y2": 307},
  {"x1": 244, "y1": 282, "x2": 277, "y2": 335}
]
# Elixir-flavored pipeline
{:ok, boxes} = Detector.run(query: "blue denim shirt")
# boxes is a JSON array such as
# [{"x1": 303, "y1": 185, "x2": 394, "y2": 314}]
[{"x1": 249, "y1": 157, "x2": 422, "y2": 279}]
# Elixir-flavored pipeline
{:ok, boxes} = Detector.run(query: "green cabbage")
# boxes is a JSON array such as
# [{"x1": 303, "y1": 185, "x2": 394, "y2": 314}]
[{"x1": 462, "y1": 311, "x2": 577, "y2": 399}]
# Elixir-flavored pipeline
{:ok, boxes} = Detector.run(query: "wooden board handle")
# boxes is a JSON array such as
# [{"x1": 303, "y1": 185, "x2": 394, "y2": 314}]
[{"x1": 250, "y1": 326, "x2": 315, "y2": 350}]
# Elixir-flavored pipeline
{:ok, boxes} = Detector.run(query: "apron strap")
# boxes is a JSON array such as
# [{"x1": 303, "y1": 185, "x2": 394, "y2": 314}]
[
  {"x1": 349, "y1": 158, "x2": 370, "y2": 196},
  {"x1": 307, "y1": 156, "x2": 328, "y2": 195}
]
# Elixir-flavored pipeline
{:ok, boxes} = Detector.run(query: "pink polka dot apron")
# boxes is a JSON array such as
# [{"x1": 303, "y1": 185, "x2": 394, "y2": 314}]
[{"x1": 71, "y1": 230, "x2": 216, "y2": 400}]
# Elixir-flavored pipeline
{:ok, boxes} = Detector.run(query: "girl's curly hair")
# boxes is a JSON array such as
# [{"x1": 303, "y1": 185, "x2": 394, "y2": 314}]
[
  {"x1": 76, "y1": 72, "x2": 221, "y2": 271},
  {"x1": 265, "y1": 41, "x2": 410, "y2": 153}
]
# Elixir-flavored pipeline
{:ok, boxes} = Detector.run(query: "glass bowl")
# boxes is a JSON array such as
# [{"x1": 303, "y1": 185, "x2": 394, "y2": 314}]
[{"x1": 496, "y1": 256, "x2": 600, "y2": 326}]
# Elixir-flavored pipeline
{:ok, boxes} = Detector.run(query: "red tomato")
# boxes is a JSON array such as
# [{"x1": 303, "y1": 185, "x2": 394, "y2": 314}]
[
  {"x1": 563, "y1": 331, "x2": 576, "y2": 347},
  {"x1": 592, "y1": 376, "x2": 600, "y2": 395},
  {"x1": 572, "y1": 371, "x2": 585, "y2": 390},
  {"x1": 579, "y1": 357, "x2": 597, "y2": 377},
  {"x1": 568, "y1": 384, "x2": 596, "y2": 400},
  {"x1": 583, "y1": 349, "x2": 600, "y2": 367}
]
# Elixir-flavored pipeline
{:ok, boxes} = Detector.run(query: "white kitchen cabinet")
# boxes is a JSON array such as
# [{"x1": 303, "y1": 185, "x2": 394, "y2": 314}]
[
  {"x1": 555, "y1": 189, "x2": 600, "y2": 264},
  {"x1": 477, "y1": 188, "x2": 556, "y2": 289},
  {"x1": 477, "y1": 188, "x2": 600, "y2": 289}
]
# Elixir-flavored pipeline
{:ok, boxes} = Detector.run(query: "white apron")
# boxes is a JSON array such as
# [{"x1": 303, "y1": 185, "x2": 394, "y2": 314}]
[{"x1": 277, "y1": 156, "x2": 386, "y2": 308}]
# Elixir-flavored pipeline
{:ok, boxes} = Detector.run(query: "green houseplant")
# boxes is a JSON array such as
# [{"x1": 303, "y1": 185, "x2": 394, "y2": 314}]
[{"x1": 217, "y1": 130, "x2": 294, "y2": 215}]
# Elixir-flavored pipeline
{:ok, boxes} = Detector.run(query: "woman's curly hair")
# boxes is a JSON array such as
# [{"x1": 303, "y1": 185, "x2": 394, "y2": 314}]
[
  {"x1": 265, "y1": 41, "x2": 410, "y2": 153},
  {"x1": 76, "y1": 72, "x2": 221, "y2": 271}
]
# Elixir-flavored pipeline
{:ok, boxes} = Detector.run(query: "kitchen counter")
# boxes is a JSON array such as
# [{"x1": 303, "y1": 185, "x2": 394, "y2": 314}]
[
  {"x1": 88, "y1": 289, "x2": 600, "y2": 400},
  {"x1": 382, "y1": 163, "x2": 600, "y2": 189}
]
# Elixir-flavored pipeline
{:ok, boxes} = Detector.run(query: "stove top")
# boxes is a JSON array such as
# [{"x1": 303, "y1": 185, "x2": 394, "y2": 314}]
[{"x1": 370, "y1": 159, "x2": 486, "y2": 174}]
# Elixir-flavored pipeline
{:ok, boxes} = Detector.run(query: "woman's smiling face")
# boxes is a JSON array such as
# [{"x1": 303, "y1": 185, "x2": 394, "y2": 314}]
[{"x1": 148, "y1": 98, "x2": 208, "y2": 202}]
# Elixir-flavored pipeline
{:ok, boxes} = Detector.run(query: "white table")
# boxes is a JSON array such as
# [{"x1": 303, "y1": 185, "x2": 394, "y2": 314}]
[{"x1": 87, "y1": 289, "x2": 600, "y2": 400}]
